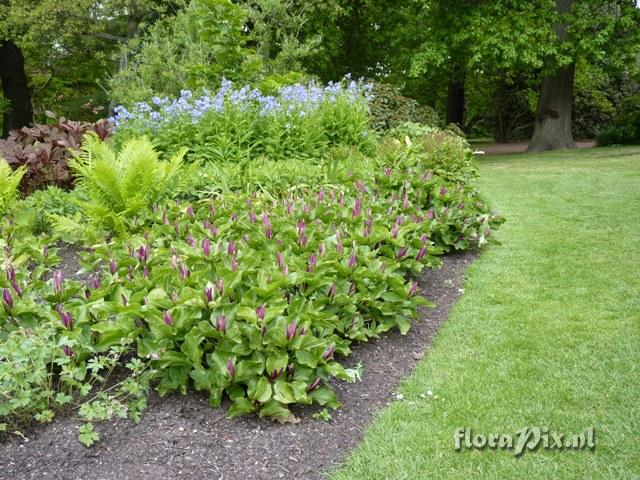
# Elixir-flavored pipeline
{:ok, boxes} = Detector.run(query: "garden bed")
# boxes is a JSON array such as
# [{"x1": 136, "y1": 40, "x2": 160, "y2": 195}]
[{"x1": 0, "y1": 251, "x2": 475, "y2": 480}]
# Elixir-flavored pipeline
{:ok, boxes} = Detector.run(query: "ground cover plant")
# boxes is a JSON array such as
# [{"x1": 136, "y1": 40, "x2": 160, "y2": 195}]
[
  {"x1": 331, "y1": 146, "x2": 640, "y2": 479},
  {"x1": 0, "y1": 79, "x2": 503, "y2": 446}
]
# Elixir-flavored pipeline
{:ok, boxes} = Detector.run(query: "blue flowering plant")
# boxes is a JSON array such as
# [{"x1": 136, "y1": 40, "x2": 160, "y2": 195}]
[{"x1": 109, "y1": 76, "x2": 376, "y2": 163}]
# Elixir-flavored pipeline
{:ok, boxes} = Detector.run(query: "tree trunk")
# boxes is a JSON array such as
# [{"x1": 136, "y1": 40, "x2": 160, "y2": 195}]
[
  {"x1": 527, "y1": 0, "x2": 576, "y2": 152},
  {"x1": 0, "y1": 40, "x2": 33, "y2": 137},
  {"x1": 446, "y1": 71, "x2": 465, "y2": 126}
]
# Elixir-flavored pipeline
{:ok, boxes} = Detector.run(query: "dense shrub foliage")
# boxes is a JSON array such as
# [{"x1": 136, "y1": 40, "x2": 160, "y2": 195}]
[
  {"x1": 0, "y1": 116, "x2": 112, "y2": 194},
  {"x1": 0, "y1": 78, "x2": 503, "y2": 444},
  {"x1": 368, "y1": 82, "x2": 440, "y2": 132},
  {"x1": 597, "y1": 95, "x2": 640, "y2": 146}
]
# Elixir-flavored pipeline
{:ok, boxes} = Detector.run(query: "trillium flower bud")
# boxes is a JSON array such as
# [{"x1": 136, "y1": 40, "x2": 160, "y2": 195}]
[
  {"x1": 202, "y1": 238, "x2": 211, "y2": 257},
  {"x1": 6, "y1": 265, "x2": 15, "y2": 282},
  {"x1": 186, "y1": 205, "x2": 195, "y2": 217},
  {"x1": 163, "y1": 311, "x2": 174, "y2": 326},
  {"x1": 109, "y1": 259, "x2": 117, "y2": 275},
  {"x1": 216, "y1": 314, "x2": 227, "y2": 333},
  {"x1": 60, "y1": 311, "x2": 73, "y2": 329},
  {"x1": 322, "y1": 345, "x2": 335, "y2": 361},
  {"x1": 204, "y1": 284, "x2": 214, "y2": 303},
  {"x1": 439, "y1": 186, "x2": 447, "y2": 196},
  {"x1": 416, "y1": 246, "x2": 427, "y2": 261},
  {"x1": 352, "y1": 197, "x2": 362, "y2": 217},
  {"x1": 348, "y1": 251, "x2": 357, "y2": 269},
  {"x1": 307, "y1": 253, "x2": 317, "y2": 273},
  {"x1": 2, "y1": 288, "x2": 13, "y2": 310},
  {"x1": 226, "y1": 358, "x2": 235, "y2": 378},
  {"x1": 215, "y1": 278, "x2": 224, "y2": 295},
  {"x1": 179, "y1": 263, "x2": 190, "y2": 280},
  {"x1": 53, "y1": 270, "x2": 63, "y2": 294},
  {"x1": 285, "y1": 321, "x2": 297, "y2": 341},
  {"x1": 397, "y1": 247, "x2": 408, "y2": 259},
  {"x1": 62, "y1": 345, "x2": 74, "y2": 357},
  {"x1": 408, "y1": 282, "x2": 418, "y2": 297},
  {"x1": 227, "y1": 241, "x2": 237, "y2": 256},
  {"x1": 11, "y1": 279, "x2": 22, "y2": 297},
  {"x1": 248, "y1": 211, "x2": 256, "y2": 223},
  {"x1": 307, "y1": 378, "x2": 322, "y2": 392},
  {"x1": 187, "y1": 234, "x2": 196, "y2": 247},
  {"x1": 256, "y1": 305, "x2": 266, "y2": 320},
  {"x1": 231, "y1": 256, "x2": 238, "y2": 272}
]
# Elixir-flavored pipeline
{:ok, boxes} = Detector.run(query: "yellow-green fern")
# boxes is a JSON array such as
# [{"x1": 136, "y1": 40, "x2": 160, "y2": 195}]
[
  {"x1": 0, "y1": 160, "x2": 25, "y2": 215},
  {"x1": 69, "y1": 134, "x2": 188, "y2": 234}
]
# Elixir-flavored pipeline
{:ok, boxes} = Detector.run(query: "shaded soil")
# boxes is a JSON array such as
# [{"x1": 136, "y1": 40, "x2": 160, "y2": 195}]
[
  {"x1": 0, "y1": 251, "x2": 477, "y2": 480},
  {"x1": 476, "y1": 140, "x2": 595, "y2": 155}
]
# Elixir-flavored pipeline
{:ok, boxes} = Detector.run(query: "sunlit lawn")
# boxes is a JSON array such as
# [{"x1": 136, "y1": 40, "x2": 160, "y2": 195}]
[{"x1": 331, "y1": 146, "x2": 640, "y2": 479}]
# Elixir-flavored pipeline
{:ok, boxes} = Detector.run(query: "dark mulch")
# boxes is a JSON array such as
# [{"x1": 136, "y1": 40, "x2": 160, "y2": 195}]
[{"x1": 0, "y1": 251, "x2": 477, "y2": 480}]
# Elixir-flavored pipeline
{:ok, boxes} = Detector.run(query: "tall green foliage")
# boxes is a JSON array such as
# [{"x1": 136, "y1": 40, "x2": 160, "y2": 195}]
[{"x1": 0, "y1": 160, "x2": 24, "y2": 214}]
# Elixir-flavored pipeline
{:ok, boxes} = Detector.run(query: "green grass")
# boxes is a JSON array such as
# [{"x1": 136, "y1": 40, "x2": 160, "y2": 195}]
[{"x1": 331, "y1": 146, "x2": 640, "y2": 479}]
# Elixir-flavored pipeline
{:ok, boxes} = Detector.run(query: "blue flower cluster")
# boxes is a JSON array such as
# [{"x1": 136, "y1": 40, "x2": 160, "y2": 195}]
[{"x1": 108, "y1": 77, "x2": 374, "y2": 131}]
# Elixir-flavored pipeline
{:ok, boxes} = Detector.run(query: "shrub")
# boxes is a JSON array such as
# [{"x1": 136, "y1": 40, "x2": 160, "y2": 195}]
[
  {"x1": 66, "y1": 135, "x2": 189, "y2": 235},
  {"x1": 110, "y1": 78, "x2": 375, "y2": 163},
  {"x1": 0, "y1": 115, "x2": 112, "y2": 194},
  {"x1": 368, "y1": 82, "x2": 440, "y2": 132},
  {"x1": 0, "y1": 160, "x2": 24, "y2": 215},
  {"x1": 597, "y1": 95, "x2": 640, "y2": 146},
  {"x1": 110, "y1": 0, "x2": 263, "y2": 106}
]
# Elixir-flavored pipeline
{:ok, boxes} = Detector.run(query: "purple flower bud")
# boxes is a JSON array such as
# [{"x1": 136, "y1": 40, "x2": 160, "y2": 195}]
[
  {"x1": 186, "y1": 234, "x2": 196, "y2": 247},
  {"x1": 307, "y1": 378, "x2": 322, "y2": 392},
  {"x1": 384, "y1": 167, "x2": 392, "y2": 177},
  {"x1": 109, "y1": 259, "x2": 117, "y2": 275},
  {"x1": 318, "y1": 190, "x2": 325, "y2": 202},
  {"x1": 227, "y1": 241, "x2": 237, "y2": 256},
  {"x1": 322, "y1": 345, "x2": 335, "y2": 361},
  {"x1": 202, "y1": 238, "x2": 211, "y2": 257},
  {"x1": 409, "y1": 282, "x2": 418, "y2": 297},
  {"x1": 89, "y1": 276, "x2": 101, "y2": 290},
  {"x1": 270, "y1": 367, "x2": 283, "y2": 381},
  {"x1": 285, "y1": 321, "x2": 297, "y2": 341},
  {"x1": 205, "y1": 284, "x2": 214, "y2": 303},
  {"x1": 402, "y1": 192, "x2": 409, "y2": 210},
  {"x1": 60, "y1": 311, "x2": 73, "y2": 329},
  {"x1": 137, "y1": 245, "x2": 150, "y2": 263},
  {"x1": 319, "y1": 243, "x2": 326, "y2": 255},
  {"x1": 2, "y1": 288, "x2": 13, "y2": 309},
  {"x1": 216, "y1": 314, "x2": 227, "y2": 333},
  {"x1": 427, "y1": 208, "x2": 435, "y2": 220},
  {"x1": 339, "y1": 191, "x2": 345, "y2": 207},
  {"x1": 226, "y1": 358, "x2": 235, "y2": 378},
  {"x1": 62, "y1": 345, "x2": 74, "y2": 357},
  {"x1": 179, "y1": 263, "x2": 190, "y2": 280},
  {"x1": 55, "y1": 303, "x2": 63, "y2": 314},
  {"x1": 11, "y1": 278, "x2": 22, "y2": 297},
  {"x1": 391, "y1": 223, "x2": 399, "y2": 239},
  {"x1": 458, "y1": 202, "x2": 465, "y2": 209},
  {"x1": 348, "y1": 282, "x2": 357, "y2": 296},
  {"x1": 6, "y1": 265, "x2": 15, "y2": 282},
  {"x1": 348, "y1": 251, "x2": 357, "y2": 269},
  {"x1": 186, "y1": 205, "x2": 194, "y2": 217},
  {"x1": 421, "y1": 234, "x2": 429, "y2": 244},
  {"x1": 352, "y1": 197, "x2": 362, "y2": 217},
  {"x1": 231, "y1": 256, "x2": 237, "y2": 273},
  {"x1": 163, "y1": 311, "x2": 174, "y2": 326},
  {"x1": 307, "y1": 253, "x2": 318, "y2": 273},
  {"x1": 53, "y1": 270, "x2": 63, "y2": 294},
  {"x1": 256, "y1": 305, "x2": 266, "y2": 320},
  {"x1": 286, "y1": 203, "x2": 293, "y2": 215},
  {"x1": 215, "y1": 278, "x2": 224, "y2": 295},
  {"x1": 397, "y1": 247, "x2": 408, "y2": 259},
  {"x1": 439, "y1": 186, "x2": 447, "y2": 196},
  {"x1": 248, "y1": 211, "x2": 256, "y2": 223},
  {"x1": 336, "y1": 240, "x2": 343, "y2": 253},
  {"x1": 416, "y1": 246, "x2": 427, "y2": 261}
]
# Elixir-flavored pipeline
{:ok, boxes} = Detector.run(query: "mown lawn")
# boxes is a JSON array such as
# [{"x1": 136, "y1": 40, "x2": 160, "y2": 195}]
[{"x1": 331, "y1": 146, "x2": 640, "y2": 479}]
